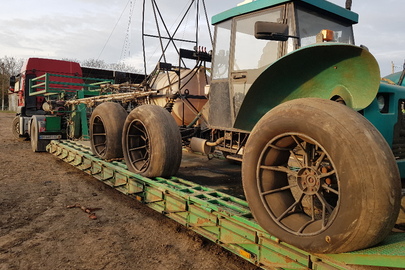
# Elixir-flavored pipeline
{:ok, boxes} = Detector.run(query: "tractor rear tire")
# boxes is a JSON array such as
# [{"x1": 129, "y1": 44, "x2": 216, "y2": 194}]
[
  {"x1": 122, "y1": 104, "x2": 182, "y2": 178},
  {"x1": 90, "y1": 102, "x2": 128, "y2": 160},
  {"x1": 242, "y1": 98, "x2": 401, "y2": 253}
]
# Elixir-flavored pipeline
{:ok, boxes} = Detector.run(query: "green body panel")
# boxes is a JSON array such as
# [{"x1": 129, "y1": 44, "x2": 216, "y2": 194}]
[
  {"x1": 47, "y1": 140, "x2": 405, "y2": 270},
  {"x1": 384, "y1": 71, "x2": 405, "y2": 87},
  {"x1": 68, "y1": 105, "x2": 82, "y2": 139},
  {"x1": 362, "y1": 81, "x2": 405, "y2": 178},
  {"x1": 212, "y1": 0, "x2": 358, "y2": 25},
  {"x1": 233, "y1": 43, "x2": 380, "y2": 131},
  {"x1": 45, "y1": 116, "x2": 61, "y2": 132},
  {"x1": 77, "y1": 91, "x2": 90, "y2": 140},
  {"x1": 362, "y1": 82, "x2": 404, "y2": 147}
]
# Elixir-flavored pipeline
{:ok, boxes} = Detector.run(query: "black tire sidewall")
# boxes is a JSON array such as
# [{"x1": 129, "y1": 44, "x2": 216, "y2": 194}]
[
  {"x1": 242, "y1": 98, "x2": 400, "y2": 253},
  {"x1": 30, "y1": 116, "x2": 49, "y2": 152},
  {"x1": 12, "y1": 116, "x2": 24, "y2": 140},
  {"x1": 30, "y1": 118, "x2": 38, "y2": 152},
  {"x1": 90, "y1": 102, "x2": 127, "y2": 159},
  {"x1": 122, "y1": 105, "x2": 182, "y2": 178}
]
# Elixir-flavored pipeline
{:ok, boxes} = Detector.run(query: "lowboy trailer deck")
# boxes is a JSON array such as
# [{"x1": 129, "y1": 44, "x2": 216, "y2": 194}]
[
  {"x1": 47, "y1": 140, "x2": 405, "y2": 270},
  {"x1": 12, "y1": 0, "x2": 405, "y2": 264}
]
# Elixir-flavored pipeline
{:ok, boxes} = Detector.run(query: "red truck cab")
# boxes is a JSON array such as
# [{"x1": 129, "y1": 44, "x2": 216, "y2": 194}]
[
  {"x1": 11, "y1": 58, "x2": 84, "y2": 151},
  {"x1": 14, "y1": 58, "x2": 83, "y2": 116}
]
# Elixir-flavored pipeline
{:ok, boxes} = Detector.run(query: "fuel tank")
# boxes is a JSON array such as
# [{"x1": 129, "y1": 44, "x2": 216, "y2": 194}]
[{"x1": 152, "y1": 67, "x2": 209, "y2": 126}]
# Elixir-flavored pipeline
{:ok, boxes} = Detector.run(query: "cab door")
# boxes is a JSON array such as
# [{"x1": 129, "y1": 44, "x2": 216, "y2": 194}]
[{"x1": 230, "y1": 6, "x2": 288, "y2": 121}]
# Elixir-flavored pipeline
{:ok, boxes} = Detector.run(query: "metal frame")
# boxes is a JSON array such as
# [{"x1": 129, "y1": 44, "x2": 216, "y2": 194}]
[
  {"x1": 47, "y1": 140, "x2": 405, "y2": 269},
  {"x1": 29, "y1": 73, "x2": 113, "y2": 97}
]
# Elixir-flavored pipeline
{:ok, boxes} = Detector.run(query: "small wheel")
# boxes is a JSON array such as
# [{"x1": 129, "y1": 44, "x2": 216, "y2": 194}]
[
  {"x1": 12, "y1": 116, "x2": 26, "y2": 140},
  {"x1": 242, "y1": 98, "x2": 401, "y2": 253},
  {"x1": 30, "y1": 116, "x2": 49, "y2": 152},
  {"x1": 90, "y1": 102, "x2": 128, "y2": 159},
  {"x1": 122, "y1": 104, "x2": 182, "y2": 178}
]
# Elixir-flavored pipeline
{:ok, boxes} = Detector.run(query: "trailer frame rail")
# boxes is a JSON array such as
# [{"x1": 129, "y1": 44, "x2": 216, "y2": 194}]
[{"x1": 47, "y1": 140, "x2": 405, "y2": 270}]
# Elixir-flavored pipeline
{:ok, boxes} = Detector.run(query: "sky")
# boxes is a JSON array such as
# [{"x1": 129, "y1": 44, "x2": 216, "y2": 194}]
[{"x1": 0, "y1": 0, "x2": 404, "y2": 76}]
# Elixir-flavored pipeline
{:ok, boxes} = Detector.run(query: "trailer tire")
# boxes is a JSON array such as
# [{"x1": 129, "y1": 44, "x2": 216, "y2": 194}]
[
  {"x1": 30, "y1": 116, "x2": 49, "y2": 152},
  {"x1": 90, "y1": 102, "x2": 128, "y2": 160},
  {"x1": 242, "y1": 98, "x2": 401, "y2": 254},
  {"x1": 12, "y1": 116, "x2": 26, "y2": 141},
  {"x1": 122, "y1": 104, "x2": 182, "y2": 178}
]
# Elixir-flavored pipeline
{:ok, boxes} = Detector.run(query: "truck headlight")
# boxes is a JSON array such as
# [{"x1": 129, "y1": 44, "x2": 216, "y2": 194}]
[{"x1": 376, "y1": 94, "x2": 389, "y2": 113}]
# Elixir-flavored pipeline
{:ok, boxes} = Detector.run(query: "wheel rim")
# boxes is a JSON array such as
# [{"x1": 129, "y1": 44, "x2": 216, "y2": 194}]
[
  {"x1": 92, "y1": 116, "x2": 107, "y2": 157},
  {"x1": 13, "y1": 119, "x2": 20, "y2": 138},
  {"x1": 126, "y1": 119, "x2": 150, "y2": 173},
  {"x1": 257, "y1": 133, "x2": 340, "y2": 236}
]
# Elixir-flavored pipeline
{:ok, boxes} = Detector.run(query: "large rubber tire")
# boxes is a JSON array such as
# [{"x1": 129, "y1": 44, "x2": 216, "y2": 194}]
[
  {"x1": 30, "y1": 116, "x2": 50, "y2": 152},
  {"x1": 242, "y1": 98, "x2": 401, "y2": 254},
  {"x1": 90, "y1": 102, "x2": 128, "y2": 160},
  {"x1": 122, "y1": 104, "x2": 182, "y2": 178},
  {"x1": 12, "y1": 116, "x2": 26, "y2": 141}
]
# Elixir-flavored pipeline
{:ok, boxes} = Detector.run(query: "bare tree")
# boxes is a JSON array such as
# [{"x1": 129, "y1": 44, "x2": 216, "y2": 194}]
[
  {"x1": 81, "y1": 58, "x2": 109, "y2": 69},
  {"x1": 1, "y1": 56, "x2": 24, "y2": 111},
  {"x1": 63, "y1": 57, "x2": 141, "y2": 73},
  {"x1": 109, "y1": 62, "x2": 141, "y2": 73},
  {"x1": 79, "y1": 58, "x2": 140, "y2": 73}
]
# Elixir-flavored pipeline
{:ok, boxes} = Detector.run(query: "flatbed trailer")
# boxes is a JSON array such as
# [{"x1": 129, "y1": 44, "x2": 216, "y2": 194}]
[{"x1": 47, "y1": 140, "x2": 405, "y2": 270}]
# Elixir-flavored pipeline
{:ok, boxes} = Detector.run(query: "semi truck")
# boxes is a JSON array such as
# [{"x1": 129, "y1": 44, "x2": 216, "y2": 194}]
[
  {"x1": 11, "y1": 0, "x2": 405, "y2": 259},
  {"x1": 10, "y1": 58, "x2": 145, "y2": 150}
]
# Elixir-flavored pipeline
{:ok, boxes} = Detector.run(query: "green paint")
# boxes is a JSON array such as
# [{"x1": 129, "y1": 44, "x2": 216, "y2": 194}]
[
  {"x1": 234, "y1": 43, "x2": 380, "y2": 131},
  {"x1": 45, "y1": 116, "x2": 61, "y2": 132},
  {"x1": 47, "y1": 140, "x2": 405, "y2": 269},
  {"x1": 212, "y1": 0, "x2": 358, "y2": 25},
  {"x1": 384, "y1": 71, "x2": 405, "y2": 87},
  {"x1": 77, "y1": 90, "x2": 90, "y2": 140}
]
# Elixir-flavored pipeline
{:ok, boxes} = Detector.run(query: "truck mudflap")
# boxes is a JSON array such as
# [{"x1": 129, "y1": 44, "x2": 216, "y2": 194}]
[
  {"x1": 46, "y1": 140, "x2": 405, "y2": 269},
  {"x1": 234, "y1": 43, "x2": 380, "y2": 131}
]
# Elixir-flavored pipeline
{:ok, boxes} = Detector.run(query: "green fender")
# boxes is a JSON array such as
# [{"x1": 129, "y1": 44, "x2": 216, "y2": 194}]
[{"x1": 233, "y1": 43, "x2": 380, "y2": 131}]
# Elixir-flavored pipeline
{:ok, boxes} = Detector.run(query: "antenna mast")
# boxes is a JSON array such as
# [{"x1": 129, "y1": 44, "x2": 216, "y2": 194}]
[{"x1": 141, "y1": 0, "x2": 213, "y2": 76}]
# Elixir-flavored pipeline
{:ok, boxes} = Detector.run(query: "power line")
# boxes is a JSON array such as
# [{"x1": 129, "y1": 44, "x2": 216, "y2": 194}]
[
  {"x1": 121, "y1": 0, "x2": 136, "y2": 61},
  {"x1": 97, "y1": 0, "x2": 132, "y2": 60}
]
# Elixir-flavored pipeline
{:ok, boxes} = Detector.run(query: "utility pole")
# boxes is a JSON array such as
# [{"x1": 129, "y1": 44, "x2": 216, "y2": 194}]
[
  {"x1": 345, "y1": 0, "x2": 352, "y2": 10},
  {"x1": 1, "y1": 63, "x2": 4, "y2": 111}
]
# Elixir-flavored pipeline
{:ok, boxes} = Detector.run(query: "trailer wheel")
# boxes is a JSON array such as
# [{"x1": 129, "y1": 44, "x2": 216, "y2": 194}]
[
  {"x1": 242, "y1": 98, "x2": 401, "y2": 254},
  {"x1": 122, "y1": 104, "x2": 182, "y2": 178},
  {"x1": 30, "y1": 116, "x2": 49, "y2": 152},
  {"x1": 90, "y1": 102, "x2": 128, "y2": 160},
  {"x1": 12, "y1": 116, "x2": 26, "y2": 140}
]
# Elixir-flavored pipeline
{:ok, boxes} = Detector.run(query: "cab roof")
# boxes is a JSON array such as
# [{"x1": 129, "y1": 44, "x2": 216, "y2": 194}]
[{"x1": 212, "y1": 0, "x2": 358, "y2": 25}]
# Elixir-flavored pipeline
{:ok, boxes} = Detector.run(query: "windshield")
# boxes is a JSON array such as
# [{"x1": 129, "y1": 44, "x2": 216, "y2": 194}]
[
  {"x1": 296, "y1": 5, "x2": 354, "y2": 47},
  {"x1": 233, "y1": 7, "x2": 283, "y2": 71}
]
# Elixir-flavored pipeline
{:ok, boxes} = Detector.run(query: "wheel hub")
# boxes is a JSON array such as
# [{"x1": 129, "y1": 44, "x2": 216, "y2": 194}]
[{"x1": 297, "y1": 168, "x2": 321, "y2": 195}]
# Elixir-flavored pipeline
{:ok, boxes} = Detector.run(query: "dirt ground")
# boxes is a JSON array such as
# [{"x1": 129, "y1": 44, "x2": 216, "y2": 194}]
[{"x1": 0, "y1": 111, "x2": 259, "y2": 270}]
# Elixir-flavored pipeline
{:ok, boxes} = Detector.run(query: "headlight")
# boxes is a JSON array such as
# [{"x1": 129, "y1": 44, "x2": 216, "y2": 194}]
[
  {"x1": 377, "y1": 95, "x2": 385, "y2": 111},
  {"x1": 376, "y1": 94, "x2": 389, "y2": 113}
]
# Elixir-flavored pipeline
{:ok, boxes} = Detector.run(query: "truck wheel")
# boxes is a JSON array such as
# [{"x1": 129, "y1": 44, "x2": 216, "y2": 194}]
[
  {"x1": 90, "y1": 102, "x2": 127, "y2": 160},
  {"x1": 30, "y1": 116, "x2": 49, "y2": 152},
  {"x1": 122, "y1": 104, "x2": 182, "y2": 178},
  {"x1": 12, "y1": 116, "x2": 26, "y2": 140},
  {"x1": 242, "y1": 98, "x2": 401, "y2": 254}
]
